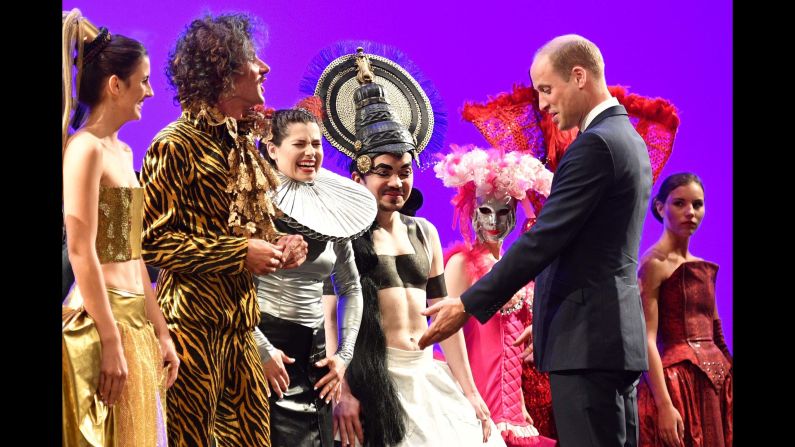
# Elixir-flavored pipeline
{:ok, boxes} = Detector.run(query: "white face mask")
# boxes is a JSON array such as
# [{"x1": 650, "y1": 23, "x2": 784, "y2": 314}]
[{"x1": 473, "y1": 195, "x2": 516, "y2": 243}]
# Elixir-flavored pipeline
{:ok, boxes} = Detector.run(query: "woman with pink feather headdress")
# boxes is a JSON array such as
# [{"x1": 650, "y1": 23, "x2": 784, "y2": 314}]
[{"x1": 436, "y1": 146, "x2": 557, "y2": 447}]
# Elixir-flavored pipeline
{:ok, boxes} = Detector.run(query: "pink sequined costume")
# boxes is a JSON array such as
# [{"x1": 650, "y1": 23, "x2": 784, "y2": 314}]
[
  {"x1": 445, "y1": 243, "x2": 556, "y2": 446},
  {"x1": 436, "y1": 145, "x2": 556, "y2": 446}
]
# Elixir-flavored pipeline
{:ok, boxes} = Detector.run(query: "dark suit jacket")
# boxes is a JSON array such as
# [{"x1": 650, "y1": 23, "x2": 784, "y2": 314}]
[{"x1": 461, "y1": 105, "x2": 651, "y2": 373}]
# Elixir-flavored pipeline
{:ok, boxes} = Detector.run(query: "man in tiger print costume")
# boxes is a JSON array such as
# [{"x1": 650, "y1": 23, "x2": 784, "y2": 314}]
[{"x1": 140, "y1": 13, "x2": 308, "y2": 447}]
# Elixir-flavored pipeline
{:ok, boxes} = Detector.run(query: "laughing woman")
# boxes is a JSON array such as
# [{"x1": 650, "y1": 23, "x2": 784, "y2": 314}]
[{"x1": 253, "y1": 106, "x2": 375, "y2": 447}]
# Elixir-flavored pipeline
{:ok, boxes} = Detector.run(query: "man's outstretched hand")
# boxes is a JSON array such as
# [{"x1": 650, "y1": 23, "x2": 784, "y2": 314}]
[{"x1": 418, "y1": 297, "x2": 470, "y2": 349}]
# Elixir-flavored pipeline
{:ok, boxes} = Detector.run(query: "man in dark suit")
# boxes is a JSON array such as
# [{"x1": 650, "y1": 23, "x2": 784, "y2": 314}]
[{"x1": 419, "y1": 34, "x2": 651, "y2": 446}]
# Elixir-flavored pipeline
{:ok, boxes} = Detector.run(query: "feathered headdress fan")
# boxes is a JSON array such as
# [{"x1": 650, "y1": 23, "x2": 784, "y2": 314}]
[
  {"x1": 442, "y1": 83, "x2": 680, "y2": 241},
  {"x1": 608, "y1": 85, "x2": 680, "y2": 182},
  {"x1": 461, "y1": 83, "x2": 680, "y2": 182},
  {"x1": 461, "y1": 84, "x2": 577, "y2": 172}
]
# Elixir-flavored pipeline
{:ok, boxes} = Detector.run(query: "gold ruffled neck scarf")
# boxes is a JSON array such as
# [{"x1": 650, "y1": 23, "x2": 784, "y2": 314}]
[{"x1": 183, "y1": 104, "x2": 284, "y2": 243}]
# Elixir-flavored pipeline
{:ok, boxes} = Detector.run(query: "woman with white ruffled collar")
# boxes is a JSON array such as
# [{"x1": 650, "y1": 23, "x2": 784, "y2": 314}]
[{"x1": 252, "y1": 106, "x2": 376, "y2": 447}]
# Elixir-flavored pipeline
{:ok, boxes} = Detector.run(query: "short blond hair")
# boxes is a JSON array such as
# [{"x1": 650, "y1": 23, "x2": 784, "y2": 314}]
[{"x1": 536, "y1": 34, "x2": 604, "y2": 81}]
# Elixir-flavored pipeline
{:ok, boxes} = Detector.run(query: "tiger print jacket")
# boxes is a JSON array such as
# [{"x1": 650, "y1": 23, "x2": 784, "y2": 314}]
[{"x1": 140, "y1": 111, "x2": 259, "y2": 331}]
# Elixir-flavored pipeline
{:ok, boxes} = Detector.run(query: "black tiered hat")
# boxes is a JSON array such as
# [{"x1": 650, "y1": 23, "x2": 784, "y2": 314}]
[{"x1": 301, "y1": 43, "x2": 446, "y2": 174}]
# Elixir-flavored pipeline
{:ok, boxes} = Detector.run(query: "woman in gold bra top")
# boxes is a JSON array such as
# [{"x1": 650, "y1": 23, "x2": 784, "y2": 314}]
[{"x1": 62, "y1": 9, "x2": 179, "y2": 447}]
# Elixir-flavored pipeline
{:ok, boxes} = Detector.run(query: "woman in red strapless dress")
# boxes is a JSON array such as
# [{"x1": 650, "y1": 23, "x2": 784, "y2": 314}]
[{"x1": 637, "y1": 173, "x2": 732, "y2": 447}]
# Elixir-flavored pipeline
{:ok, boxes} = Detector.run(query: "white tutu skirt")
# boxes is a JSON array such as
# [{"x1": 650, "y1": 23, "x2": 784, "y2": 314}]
[
  {"x1": 336, "y1": 347, "x2": 507, "y2": 446},
  {"x1": 387, "y1": 347, "x2": 506, "y2": 447}
]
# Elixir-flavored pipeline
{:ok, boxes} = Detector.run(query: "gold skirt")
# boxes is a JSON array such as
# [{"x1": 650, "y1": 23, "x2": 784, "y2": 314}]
[{"x1": 62, "y1": 287, "x2": 167, "y2": 447}]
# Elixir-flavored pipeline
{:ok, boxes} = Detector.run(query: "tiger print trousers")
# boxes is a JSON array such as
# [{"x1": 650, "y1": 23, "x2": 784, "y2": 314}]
[{"x1": 166, "y1": 324, "x2": 271, "y2": 446}]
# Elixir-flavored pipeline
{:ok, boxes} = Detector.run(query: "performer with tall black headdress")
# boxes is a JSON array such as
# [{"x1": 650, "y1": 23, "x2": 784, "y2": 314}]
[{"x1": 304, "y1": 43, "x2": 506, "y2": 447}]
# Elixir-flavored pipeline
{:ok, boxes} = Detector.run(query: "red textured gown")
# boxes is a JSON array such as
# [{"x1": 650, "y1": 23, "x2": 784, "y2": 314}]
[
  {"x1": 637, "y1": 261, "x2": 733, "y2": 446},
  {"x1": 520, "y1": 309, "x2": 556, "y2": 440}
]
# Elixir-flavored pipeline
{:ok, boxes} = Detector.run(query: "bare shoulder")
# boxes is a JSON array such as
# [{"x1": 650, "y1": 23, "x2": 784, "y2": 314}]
[
  {"x1": 414, "y1": 216, "x2": 439, "y2": 235},
  {"x1": 63, "y1": 131, "x2": 102, "y2": 162},
  {"x1": 445, "y1": 251, "x2": 466, "y2": 270},
  {"x1": 638, "y1": 246, "x2": 669, "y2": 285}
]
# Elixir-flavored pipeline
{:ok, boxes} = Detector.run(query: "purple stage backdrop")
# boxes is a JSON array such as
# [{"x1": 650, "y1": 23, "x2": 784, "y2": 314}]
[{"x1": 64, "y1": 0, "x2": 732, "y2": 351}]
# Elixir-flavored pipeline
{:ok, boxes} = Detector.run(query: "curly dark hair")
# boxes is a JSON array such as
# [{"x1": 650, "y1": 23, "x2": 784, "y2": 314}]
[{"x1": 167, "y1": 12, "x2": 263, "y2": 109}]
